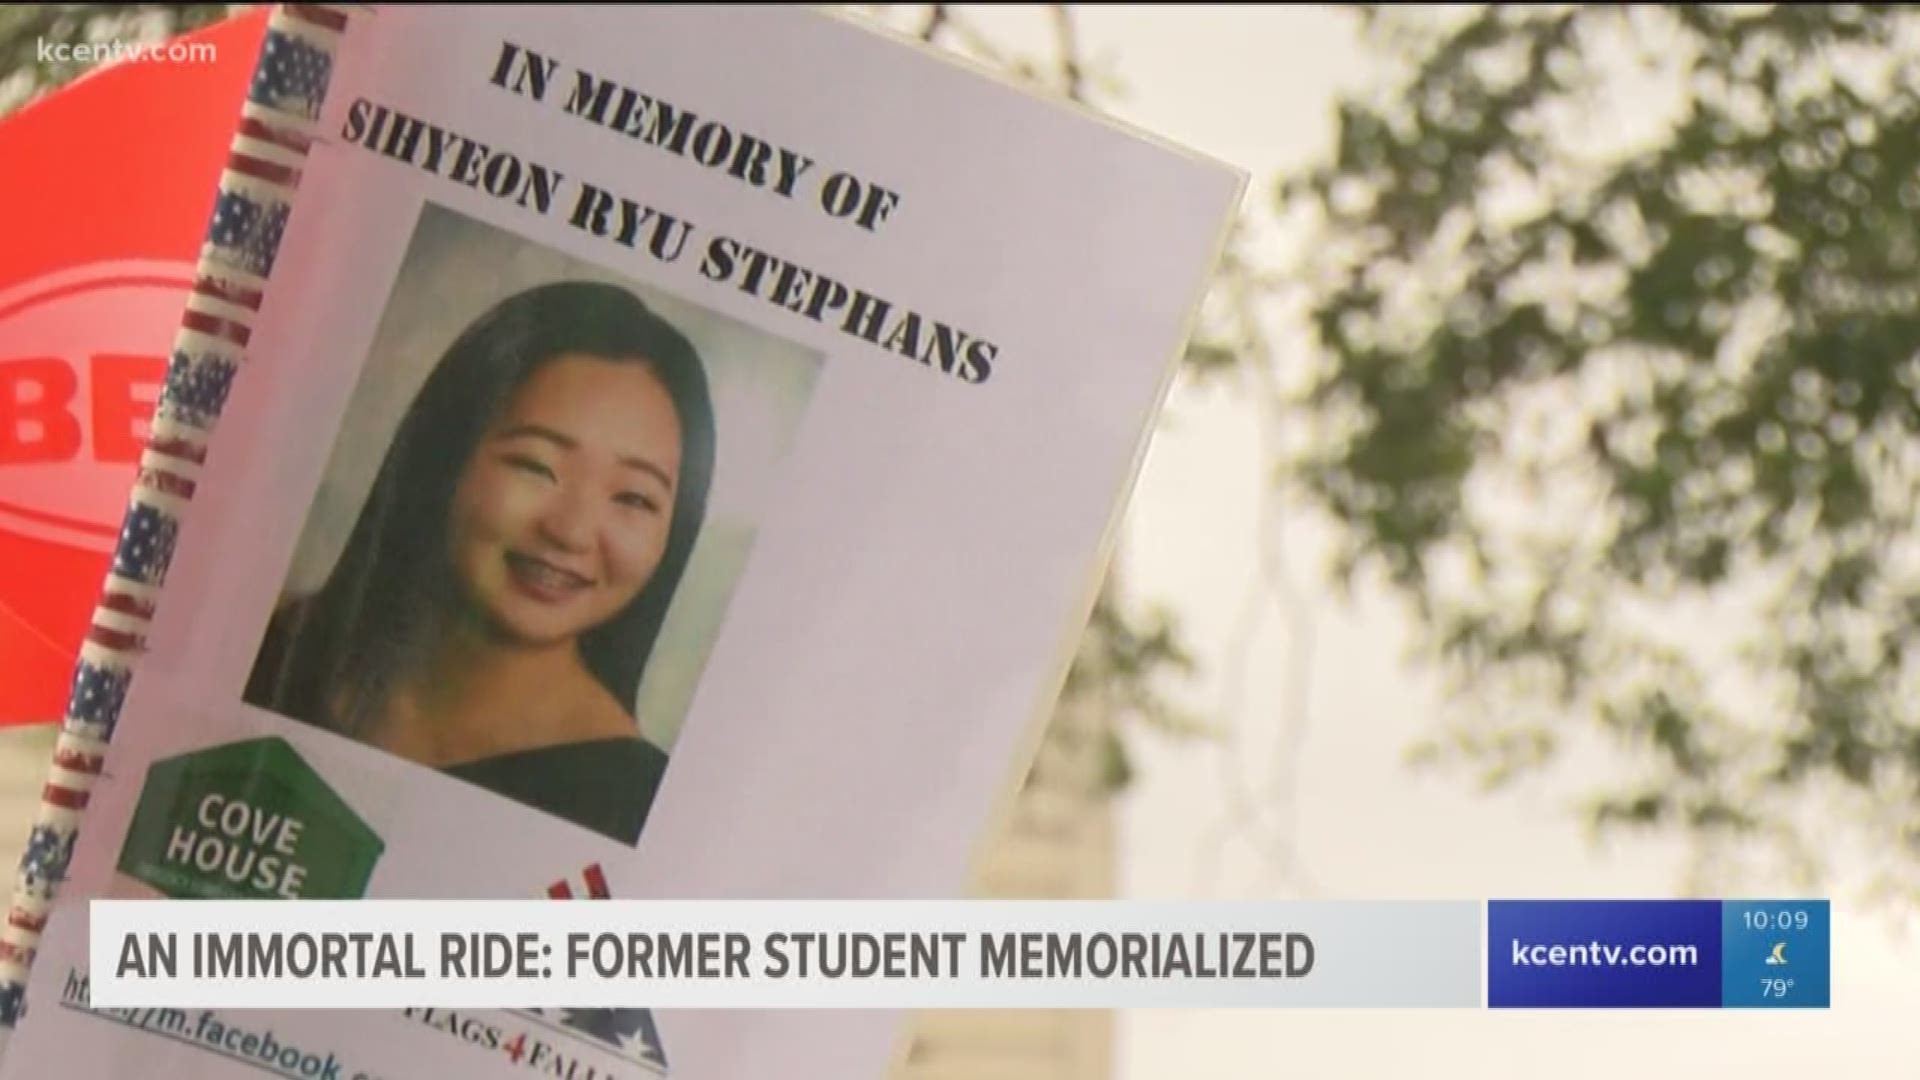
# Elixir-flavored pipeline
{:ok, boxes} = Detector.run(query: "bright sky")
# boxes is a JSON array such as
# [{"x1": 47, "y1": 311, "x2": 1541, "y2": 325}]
[{"x1": 947, "y1": 4, "x2": 1918, "y2": 1075}]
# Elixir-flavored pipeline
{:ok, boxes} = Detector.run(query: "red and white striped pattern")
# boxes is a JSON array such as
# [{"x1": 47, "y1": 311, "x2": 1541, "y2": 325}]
[
  {"x1": 0, "y1": 2, "x2": 358, "y2": 1026},
  {"x1": 546, "y1": 863, "x2": 612, "y2": 901}
]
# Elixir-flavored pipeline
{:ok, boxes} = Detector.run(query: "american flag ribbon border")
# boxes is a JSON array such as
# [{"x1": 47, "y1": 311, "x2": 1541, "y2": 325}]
[
  {"x1": 531, "y1": 866, "x2": 672, "y2": 1072},
  {"x1": 546, "y1": 863, "x2": 612, "y2": 901},
  {"x1": 0, "y1": 4, "x2": 357, "y2": 1027}
]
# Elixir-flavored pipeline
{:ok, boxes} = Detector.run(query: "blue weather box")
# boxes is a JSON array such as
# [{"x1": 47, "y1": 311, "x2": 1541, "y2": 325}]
[
  {"x1": 1487, "y1": 899, "x2": 1832, "y2": 1009},
  {"x1": 1722, "y1": 901, "x2": 1830, "y2": 1009}
]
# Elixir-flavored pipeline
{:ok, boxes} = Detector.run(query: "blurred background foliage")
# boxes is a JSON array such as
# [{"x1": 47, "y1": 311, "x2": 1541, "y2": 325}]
[
  {"x1": 1273, "y1": 3, "x2": 1920, "y2": 899},
  {"x1": 0, "y1": 3, "x2": 232, "y2": 112},
  {"x1": 6, "y1": 3, "x2": 1919, "y2": 899}
]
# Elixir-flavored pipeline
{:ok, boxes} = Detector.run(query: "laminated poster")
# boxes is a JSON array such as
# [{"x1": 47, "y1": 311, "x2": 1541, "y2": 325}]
[{"x1": 0, "y1": 5, "x2": 1244, "y2": 1079}]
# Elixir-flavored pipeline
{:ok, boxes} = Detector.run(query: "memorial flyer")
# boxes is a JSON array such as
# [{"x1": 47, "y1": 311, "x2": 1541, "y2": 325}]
[{"x1": 0, "y1": 4, "x2": 1244, "y2": 1079}]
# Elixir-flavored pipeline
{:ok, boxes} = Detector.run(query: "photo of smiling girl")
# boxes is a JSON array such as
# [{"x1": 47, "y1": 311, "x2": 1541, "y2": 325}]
[{"x1": 244, "y1": 279, "x2": 717, "y2": 845}]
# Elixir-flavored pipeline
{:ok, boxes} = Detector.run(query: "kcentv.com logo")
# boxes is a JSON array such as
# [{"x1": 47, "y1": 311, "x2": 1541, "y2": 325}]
[
  {"x1": 0, "y1": 261, "x2": 193, "y2": 551},
  {"x1": 35, "y1": 38, "x2": 219, "y2": 67}
]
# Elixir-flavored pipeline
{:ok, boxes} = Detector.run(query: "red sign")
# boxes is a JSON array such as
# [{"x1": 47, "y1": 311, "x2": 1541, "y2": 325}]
[{"x1": 0, "y1": 11, "x2": 269, "y2": 725}]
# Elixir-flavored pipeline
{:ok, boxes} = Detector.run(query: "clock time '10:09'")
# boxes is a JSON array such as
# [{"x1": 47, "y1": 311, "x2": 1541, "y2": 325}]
[{"x1": 1742, "y1": 909, "x2": 1811, "y2": 932}]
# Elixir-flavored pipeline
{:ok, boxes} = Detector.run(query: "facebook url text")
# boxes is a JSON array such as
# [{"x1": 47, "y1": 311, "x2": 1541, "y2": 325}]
[{"x1": 61, "y1": 967, "x2": 382, "y2": 1080}]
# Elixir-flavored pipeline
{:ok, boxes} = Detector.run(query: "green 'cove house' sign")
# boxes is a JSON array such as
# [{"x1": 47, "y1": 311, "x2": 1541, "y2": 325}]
[{"x1": 117, "y1": 736, "x2": 385, "y2": 900}]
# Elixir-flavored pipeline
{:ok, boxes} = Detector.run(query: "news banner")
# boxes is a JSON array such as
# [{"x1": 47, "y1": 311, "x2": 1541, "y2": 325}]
[{"x1": 83, "y1": 899, "x2": 1829, "y2": 1011}]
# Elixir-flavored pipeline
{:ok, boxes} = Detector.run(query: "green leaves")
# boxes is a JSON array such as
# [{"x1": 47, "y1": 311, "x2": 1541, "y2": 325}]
[{"x1": 1281, "y1": 3, "x2": 1920, "y2": 894}]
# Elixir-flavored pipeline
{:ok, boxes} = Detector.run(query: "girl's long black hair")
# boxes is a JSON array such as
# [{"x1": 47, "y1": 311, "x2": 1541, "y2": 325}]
[{"x1": 246, "y1": 280, "x2": 717, "y2": 739}]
